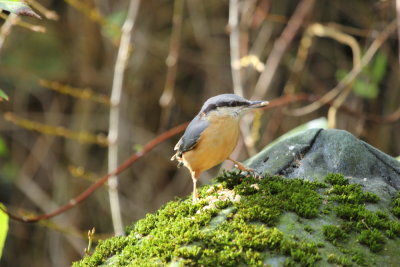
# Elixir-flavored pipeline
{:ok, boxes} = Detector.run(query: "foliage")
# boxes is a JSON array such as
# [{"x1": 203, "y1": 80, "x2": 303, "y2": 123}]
[
  {"x1": 0, "y1": 137, "x2": 7, "y2": 157},
  {"x1": 0, "y1": 0, "x2": 40, "y2": 18},
  {"x1": 392, "y1": 192, "x2": 400, "y2": 218},
  {"x1": 0, "y1": 204, "x2": 9, "y2": 259},
  {"x1": 322, "y1": 225, "x2": 348, "y2": 244},
  {"x1": 0, "y1": 89, "x2": 8, "y2": 101},
  {"x1": 336, "y1": 51, "x2": 388, "y2": 99},
  {"x1": 358, "y1": 229, "x2": 385, "y2": 252}
]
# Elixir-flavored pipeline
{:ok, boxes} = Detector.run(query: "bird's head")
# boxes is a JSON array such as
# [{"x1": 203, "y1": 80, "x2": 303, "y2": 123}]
[{"x1": 199, "y1": 94, "x2": 269, "y2": 118}]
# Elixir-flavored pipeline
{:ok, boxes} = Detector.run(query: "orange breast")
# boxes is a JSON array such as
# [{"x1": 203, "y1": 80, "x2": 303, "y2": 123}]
[{"x1": 182, "y1": 115, "x2": 240, "y2": 175}]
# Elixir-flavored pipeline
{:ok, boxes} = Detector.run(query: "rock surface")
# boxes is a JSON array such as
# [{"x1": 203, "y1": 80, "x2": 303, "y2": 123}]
[
  {"x1": 73, "y1": 129, "x2": 400, "y2": 267},
  {"x1": 247, "y1": 128, "x2": 400, "y2": 203}
]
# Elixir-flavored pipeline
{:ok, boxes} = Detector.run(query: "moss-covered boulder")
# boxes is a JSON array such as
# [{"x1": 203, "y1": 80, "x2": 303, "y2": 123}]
[
  {"x1": 247, "y1": 128, "x2": 400, "y2": 203},
  {"x1": 73, "y1": 129, "x2": 400, "y2": 266}
]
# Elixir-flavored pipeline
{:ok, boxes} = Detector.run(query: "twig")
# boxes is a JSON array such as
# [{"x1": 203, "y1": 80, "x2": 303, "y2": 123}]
[
  {"x1": 0, "y1": 122, "x2": 188, "y2": 223},
  {"x1": 229, "y1": 0, "x2": 243, "y2": 96},
  {"x1": 287, "y1": 20, "x2": 397, "y2": 117},
  {"x1": 15, "y1": 126, "x2": 86, "y2": 254},
  {"x1": 397, "y1": 0, "x2": 400, "y2": 65},
  {"x1": 64, "y1": 0, "x2": 121, "y2": 45},
  {"x1": 252, "y1": 0, "x2": 315, "y2": 99},
  {"x1": 3, "y1": 112, "x2": 108, "y2": 146},
  {"x1": 284, "y1": 23, "x2": 361, "y2": 94},
  {"x1": 39, "y1": 79, "x2": 111, "y2": 105},
  {"x1": 108, "y1": 0, "x2": 140, "y2": 236},
  {"x1": 25, "y1": 0, "x2": 59, "y2": 20},
  {"x1": 0, "y1": 12, "x2": 45, "y2": 32},
  {"x1": 0, "y1": 13, "x2": 19, "y2": 50},
  {"x1": 282, "y1": 23, "x2": 362, "y2": 128},
  {"x1": 158, "y1": 0, "x2": 185, "y2": 131},
  {"x1": 84, "y1": 227, "x2": 96, "y2": 256}
]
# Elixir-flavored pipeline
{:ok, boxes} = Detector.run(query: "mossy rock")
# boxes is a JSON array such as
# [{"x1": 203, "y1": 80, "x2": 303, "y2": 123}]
[
  {"x1": 247, "y1": 129, "x2": 400, "y2": 205},
  {"x1": 73, "y1": 173, "x2": 400, "y2": 267},
  {"x1": 73, "y1": 129, "x2": 400, "y2": 266}
]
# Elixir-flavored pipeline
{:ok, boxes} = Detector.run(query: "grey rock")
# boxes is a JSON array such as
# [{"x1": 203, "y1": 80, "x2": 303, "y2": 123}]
[{"x1": 247, "y1": 128, "x2": 400, "y2": 202}]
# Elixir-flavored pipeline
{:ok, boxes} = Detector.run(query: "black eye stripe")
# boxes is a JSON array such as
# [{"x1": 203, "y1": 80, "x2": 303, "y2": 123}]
[{"x1": 203, "y1": 100, "x2": 249, "y2": 114}]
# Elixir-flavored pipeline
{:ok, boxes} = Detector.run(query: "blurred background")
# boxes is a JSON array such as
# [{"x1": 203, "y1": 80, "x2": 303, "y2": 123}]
[{"x1": 0, "y1": 0, "x2": 399, "y2": 266}]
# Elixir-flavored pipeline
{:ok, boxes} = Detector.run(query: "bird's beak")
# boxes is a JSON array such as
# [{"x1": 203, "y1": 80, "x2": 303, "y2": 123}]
[{"x1": 247, "y1": 100, "x2": 269, "y2": 109}]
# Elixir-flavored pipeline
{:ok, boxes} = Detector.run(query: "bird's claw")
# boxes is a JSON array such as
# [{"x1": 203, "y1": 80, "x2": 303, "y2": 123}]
[{"x1": 233, "y1": 164, "x2": 261, "y2": 179}]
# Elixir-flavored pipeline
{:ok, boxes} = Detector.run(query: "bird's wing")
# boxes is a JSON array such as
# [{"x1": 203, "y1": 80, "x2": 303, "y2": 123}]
[{"x1": 173, "y1": 115, "x2": 209, "y2": 157}]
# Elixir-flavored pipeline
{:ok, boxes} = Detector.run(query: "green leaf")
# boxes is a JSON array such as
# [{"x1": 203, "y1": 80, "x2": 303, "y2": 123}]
[
  {"x1": 0, "y1": 0, "x2": 41, "y2": 19},
  {"x1": 0, "y1": 137, "x2": 7, "y2": 157},
  {"x1": 102, "y1": 10, "x2": 126, "y2": 42},
  {"x1": 353, "y1": 79, "x2": 379, "y2": 99},
  {"x1": 0, "y1": 203, "x2": 9, "y2": 259},
  {"x1": 371, "y1": 52, "x2": 387, "y2": 82},
  {"x1": 0, "y1": 89, "x2": 9, "y2": 101}
]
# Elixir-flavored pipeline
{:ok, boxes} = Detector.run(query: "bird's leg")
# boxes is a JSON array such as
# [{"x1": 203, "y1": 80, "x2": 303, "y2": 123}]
[
  {"x1": 227, "y1": 157, "x2": 263, "y2": 179},
  {"x1": 228, "y1": 157, "x2": 254, "y2": 173},
  {"x1": 191, "y1": 171, "x2": 199, "y2": 203}
]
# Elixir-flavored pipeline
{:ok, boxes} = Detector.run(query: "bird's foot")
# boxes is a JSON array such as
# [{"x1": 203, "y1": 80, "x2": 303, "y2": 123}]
[
  {"x1": 228, "y1": 157, "x2": 262, "y2": 179},
  {"x1": 192, "y1": 187, "x2": 199, "y2": 203}
]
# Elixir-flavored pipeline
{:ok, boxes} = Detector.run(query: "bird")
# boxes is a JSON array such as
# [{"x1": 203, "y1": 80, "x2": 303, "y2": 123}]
[{"x1": 171, "y1": 94, "x2": 269, "y2": 203}]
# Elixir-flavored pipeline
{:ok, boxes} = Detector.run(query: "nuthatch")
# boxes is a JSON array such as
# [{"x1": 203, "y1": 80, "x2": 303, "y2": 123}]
[{"x1": 171, "y1": 94, "x2": 269, "y2": 203}]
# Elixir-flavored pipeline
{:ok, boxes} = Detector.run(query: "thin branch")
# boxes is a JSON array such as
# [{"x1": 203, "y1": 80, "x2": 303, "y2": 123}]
[
  {"x1": 281, "y1": 23, "x2": 362, "y2": 128},
  {"x1": 252, "y1": 0, "x2": 315, "y2": 99},
  {"x1": 158, "y1": 0, "x2": 185, "y2": 131},
  {"x1": 397, "y1": 0, "x2": 400, "y2": 65},
  {"x1": 108, "y1": 0, "x2": 140, "y2": 236},
  {"x1": 16, "y1": 135, "x2": 85, "y2": 254},
  {"x1": 287, "y1": 20, "x2": 397, "y2": 116},
  {"x1": 229, "y1": 0, "x2": 244, "y2": 96},
  {"x1": 25, "y1": 0, "x2": 59, "y2": 20},
  {"x1": 0, "y1": 13, "x2": 19, "y2": 50},
  {"x1": 3, "y1": 112, "x2": 108, "y2": 146},
  {"x1": 39, "y1": 79, "x2": 111, "y2": 105},
  {"x1": 0, "y1": 12, "x2": 45, "y2": 33}
]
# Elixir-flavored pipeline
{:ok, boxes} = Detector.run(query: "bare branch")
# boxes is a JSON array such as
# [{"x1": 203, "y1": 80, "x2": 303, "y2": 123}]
[
  {"x1": 108, "y1": 0, "x2": 141, "y2": 236},
  {"x1": 158, "y1": 0, "x2": 185, "y2": 131},
  {"x1": 0, "y1": 13, "x2": 18, "y2": 50},
  {"x1": 397, "y1": 0, "x2": 400, "y2": 65},
  {"x1": 252, "y1": 0, "x2": 315, "y2": 99},
  {"x1": 229, "y1": 0, "x2": 243, "y2": 96},
  {"x1": 287, "y1": 20, "x2": 397, "y2": 116}
]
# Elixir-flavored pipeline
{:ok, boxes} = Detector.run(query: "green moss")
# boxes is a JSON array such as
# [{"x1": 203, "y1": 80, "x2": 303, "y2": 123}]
[
  {"x1": 392, "y1": 192, "x2": 400, "y2": 218},
  {"x1": 304, "y1": 225, "x2": 313, "y2": 233},
  {"x1": 327, "y1": 184, "x2": 380, "y2": 204},
  {"x1": 322, "y1": 174, "x2": 400, "y2": 256},
  {"x1": 327, "y1": 253, "x2": 352, "y2": 266},
  {"x1": 358, "y1": 229, "x2": 385, "y2": 252},
  {"x1": 73, "y1": 172, "x2": 400, "y2": 266},
  {"x1": 325, "y1": 173, "x2": 349, "y2": 186},
  {"x1": 335, "y1": 204, "x2": 399, "y2": 234},
  {"x1": 350, "y1": 249, "x2": 368, "y2": 266},
  {"x1": 322, "y1": 225, "x2": 348, "y2": 244},
  {"x1": 74, "y1": 236, "x2": 129, "y2": 266}
]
